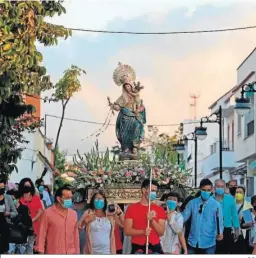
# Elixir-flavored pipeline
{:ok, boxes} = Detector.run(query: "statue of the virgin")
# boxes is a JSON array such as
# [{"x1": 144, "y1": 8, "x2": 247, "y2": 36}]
[{"x1": 108, "y1": 63, "x2": 146, "y2": 159}]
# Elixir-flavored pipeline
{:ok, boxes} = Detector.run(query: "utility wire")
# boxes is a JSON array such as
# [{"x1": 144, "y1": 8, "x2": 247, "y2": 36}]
[
  {"x1": 46, "y1": 114, "x2": 112, "y2": 125},
  {"x1": 46, "y1": 114, "x2": 200, "y2": 127},
  {"x1": 19, "y1": 145, "x2": 108, "y2": 157},
  {"x1": 66, "y1": 25, "x2": 256, "y2": 35}
]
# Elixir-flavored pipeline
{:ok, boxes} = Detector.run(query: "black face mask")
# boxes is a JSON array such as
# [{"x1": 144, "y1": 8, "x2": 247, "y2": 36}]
[
  {"x1": 253, "y1": 206, "x2": 256, "y2": 211},
  {"x1": 0, "y1": 188, "x2": 5, "y2": 195},
  {"x1": 229, "y1": 187, "x2": 237, "y2": 196}
]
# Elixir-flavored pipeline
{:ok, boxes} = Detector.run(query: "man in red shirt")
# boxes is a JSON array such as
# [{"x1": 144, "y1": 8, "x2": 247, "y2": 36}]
[{"x1": 124, "y1": 179, "x2": 166, "y2": 254}]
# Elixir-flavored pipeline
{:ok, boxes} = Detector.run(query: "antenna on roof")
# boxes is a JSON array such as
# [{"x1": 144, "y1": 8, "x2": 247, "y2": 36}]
[{"x1": 190, "y1": 94, "x2": 200, "y2": 120}]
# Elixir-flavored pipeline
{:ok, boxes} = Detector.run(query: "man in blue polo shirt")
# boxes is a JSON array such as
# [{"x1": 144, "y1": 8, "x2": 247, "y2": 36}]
[
  {"x1": 182, "y1": 179, "x2": 224, "y2": 254},
  {"x1": 214, "y1": 179, "x2": 239, "y2": 254}
]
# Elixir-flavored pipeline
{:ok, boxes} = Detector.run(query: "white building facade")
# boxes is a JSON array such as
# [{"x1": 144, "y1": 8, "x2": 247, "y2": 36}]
[
  {"x1": 233, "y1": 48, "x2": 256, "y2": 196},
  {"x1": 201, "y1": 91, "x2": 241, "y2": 183},
  {"x1": 182, "y1": 47, "x2": 256, "y2": 195},
  {"x1": 183, "y1": 90, "x2": 241, "y2": 186},
  {"x1": 182, "y1": 119, "x2": 208, "y2": 187},
  {"x1": 10, "y1": 129, "x2": 54, "y2": 186},
  {"x1": 10, "y1": 95, "x2": 55, "y2": 187}
]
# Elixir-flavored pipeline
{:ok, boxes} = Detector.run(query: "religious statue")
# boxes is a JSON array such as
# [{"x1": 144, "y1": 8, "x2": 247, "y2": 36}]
[{"x1": 108, "y1": 63, "x2": 146, "y2": 160}]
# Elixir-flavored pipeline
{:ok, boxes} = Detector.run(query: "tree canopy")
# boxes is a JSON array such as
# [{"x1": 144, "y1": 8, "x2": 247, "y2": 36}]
[
  {"x1": 0, "y1": 0, "x2": 71, "y2": 179},
  {"x1": 53, "y1": 65, "x2": 86, "y2": 165}
]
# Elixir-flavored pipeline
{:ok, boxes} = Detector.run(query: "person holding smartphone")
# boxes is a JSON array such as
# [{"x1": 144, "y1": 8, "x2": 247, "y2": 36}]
[{"x1": 78, "y1": 190, "x2": 123, "y2": 254}]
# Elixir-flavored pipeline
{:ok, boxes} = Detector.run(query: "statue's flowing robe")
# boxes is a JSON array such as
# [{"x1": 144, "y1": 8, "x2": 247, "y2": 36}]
[{"x1": 114, "y1": 94, "x2": 146, "y2": 151}]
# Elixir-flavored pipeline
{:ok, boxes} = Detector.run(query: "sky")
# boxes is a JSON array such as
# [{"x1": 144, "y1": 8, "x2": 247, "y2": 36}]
[{"x1": 37, "y1": 0, "x2": 256, "y2": 157}]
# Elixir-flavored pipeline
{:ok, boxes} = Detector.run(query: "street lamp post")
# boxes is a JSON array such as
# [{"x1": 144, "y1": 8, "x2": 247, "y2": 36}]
[
  {"x1": 235, "y1": 82, "x2": 256, "y2": 116},
  {"x1": 175, "y1": 132, "x2": 198, "y2": 187},
  {"x1": 175, "y1": 142, "x2": 185, "y2": 165},
  {"x1": 183, "y1": 132, "x2": 198, "y2": 188},
  {"x1": 195, "y1": 105, "x2": 223, "y2": 179}
]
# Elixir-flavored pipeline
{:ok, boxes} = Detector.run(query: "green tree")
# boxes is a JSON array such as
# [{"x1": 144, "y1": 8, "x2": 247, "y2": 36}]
[
  {"x1": 55, "y1": 147, "x2": 66, "y2": 173},
  {"x1": 146, "y1": 126, "x2": 179, "y2": 166},
  {"x1": 54, "y1": 148, "x2": 67, "y2": 191},
  {"x1": 0, "y1": 1, "x2": 71, "y2": 179},
  {"x1": 53, "y1": 65, "x2": 86, "y2": 165}
]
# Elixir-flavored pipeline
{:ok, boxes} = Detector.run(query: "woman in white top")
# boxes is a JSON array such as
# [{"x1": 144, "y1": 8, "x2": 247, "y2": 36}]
[
  {"x1": 79, "y1": 191, "x2": 123, "y2": 254},
  {"x1": 161, "y1": 192, "x2": 187, "y2": 254}
]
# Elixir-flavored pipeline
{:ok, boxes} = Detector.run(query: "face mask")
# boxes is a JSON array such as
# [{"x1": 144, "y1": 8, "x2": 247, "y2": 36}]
[
  {"x1": 235, "y1": 193, "x2": 244, "y2": 202},
  {"x1": 201, "y1": 190, "x2": 211, "y2": 201},
  {"x1": 149, "y1": 192, "x2": 157, "y2": 201},
  {"x1": 13, "y1": 199, "x2": 17, "y2": 205},
  {"x1": 0, "y1": 188, "x2": 5, "y2": 195},
  {"x1": 167, "y1": 200, "x2": 177, "y2": 211},
  {"x1": 229, "y1": 187, "x2": 237, "y2": 196},
  {"x1": 94, "y1": 199, "x2": 105, "y2": 210},
  {"x1": 253, "y1": 206, "x2": 256, "y2": 211},
  {"x1": 215, "y1": 188, "x2": 224, "y2": 196},
  {"x1": 39, "y1": 186, "x2": 44, "y2": 192},
  {"x1": 62, "y1": 199, "x2": 72, "y2": 209}
]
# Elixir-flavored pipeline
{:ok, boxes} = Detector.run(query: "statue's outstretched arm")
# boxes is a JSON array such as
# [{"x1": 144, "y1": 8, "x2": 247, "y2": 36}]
[
  {"x1": 108, "y1": 96, "x2": 121, "y2": 111},
  {"x1": 112, "y1": 103, "x2": 121, "y2": 111}
]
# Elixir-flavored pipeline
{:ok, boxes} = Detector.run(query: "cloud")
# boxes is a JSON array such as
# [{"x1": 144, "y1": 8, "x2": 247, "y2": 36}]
[
  {"x1": 74, "y1": 4, "x2": 256, "y2": 140},
  {"x1": 47, "y1": 0, "x2": 253, "y2": 34},
  {"x1": 42, "y1": 0, "x2": 256, "y2": 155}
]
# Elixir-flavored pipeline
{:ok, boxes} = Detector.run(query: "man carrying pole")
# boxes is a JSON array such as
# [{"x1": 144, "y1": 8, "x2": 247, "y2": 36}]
[{"x1": 124, "y1": 178, "x2": 166, "y2": 254}]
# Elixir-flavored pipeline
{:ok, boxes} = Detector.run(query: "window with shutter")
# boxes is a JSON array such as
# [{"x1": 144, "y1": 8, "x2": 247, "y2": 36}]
[
  {"x1": 237, "y1": 115, "x2": 241, "y2": 135},
  {"x1": 231, "y1": 120, "x2": 234, "y2": 150},
  {"x1": 210, "y1": 145, "x2": 213, "y2": 155},
  {"x1": 244, "y1": 95, "x2": 254, "y2": 138},
  {"x1": 247, "y1": 121, "x2": 254, "y2": 137},
  {"x1": 227, "y1": 124, "x2": 230, "y2": 149}
]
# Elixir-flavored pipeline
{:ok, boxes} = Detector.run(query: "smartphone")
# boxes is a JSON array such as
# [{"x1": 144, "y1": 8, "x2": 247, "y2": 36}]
[{"x1": 108, "y1": 204, "x2": 116, "y2": 213}]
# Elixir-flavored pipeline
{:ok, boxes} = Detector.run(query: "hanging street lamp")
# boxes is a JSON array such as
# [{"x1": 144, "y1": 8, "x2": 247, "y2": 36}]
[
  {"x1": 195, "y1": 106, "x2": 223, "y2": 179},
  {"x1": 174, "y1": 132, "x2": 198, "y2": 187},
  {"x1": 174, "y1": 141, "x2": 185, "y2": 165},
  {"x1": 183, "y1": 132, "x2": 198, "y2": 188},
  {"x1": 235, "y1": 82, "x2": 256, "y2": 116}
]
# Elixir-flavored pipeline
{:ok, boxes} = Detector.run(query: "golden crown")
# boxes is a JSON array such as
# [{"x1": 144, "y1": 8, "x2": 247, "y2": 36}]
[{"x1": 113, "y1": 62, "x2": 136, "y2": 86}]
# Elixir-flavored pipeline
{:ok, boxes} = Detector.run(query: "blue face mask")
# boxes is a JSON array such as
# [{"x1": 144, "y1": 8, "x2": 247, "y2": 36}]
[
  {"x1": 63, "y1": 199, "x2": 73, "y2": 209},
  {"x1": 201, "y1": 190, "x2": 211, "y2": 201},
  {"x1": 94, "y1": 199, "x2": 105, "y2": 210},
  {"x1": 149, "y1": 192, "x2": 157, "y2": 201},
  {"x1": 167, "y1": 200, "x2": 177, "y2": 211},
  {"x1": 39, "y1": 186, "x2": 44, "y2": 193},
  {"x1": 215, "y1": 188, "x2": 224, "y2": 196}
]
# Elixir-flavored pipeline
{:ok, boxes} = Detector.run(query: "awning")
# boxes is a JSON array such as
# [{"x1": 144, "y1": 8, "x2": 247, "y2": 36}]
[
  {"x1": 204, "y1": 167, "x2": 236, "y2": 179},
  {"x1": 229, "y1": 163, "x2": 247, "y2": 176}
]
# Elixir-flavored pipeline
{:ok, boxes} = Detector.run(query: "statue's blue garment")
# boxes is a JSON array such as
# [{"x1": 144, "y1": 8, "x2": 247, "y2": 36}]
[{"x1": 116, "y1": 107, "x2": 146, "y2": 151}]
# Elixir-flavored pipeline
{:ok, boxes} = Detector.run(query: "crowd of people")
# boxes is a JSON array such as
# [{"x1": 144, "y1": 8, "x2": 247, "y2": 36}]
[{"x1": 0, "y1": 176, "x2": 256, "y2": 255}]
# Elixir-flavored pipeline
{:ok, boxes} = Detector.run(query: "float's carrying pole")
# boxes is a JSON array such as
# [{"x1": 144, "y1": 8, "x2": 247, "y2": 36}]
[{"x1": 146, "y1": 167, "x2": 153, "y2": 254}]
